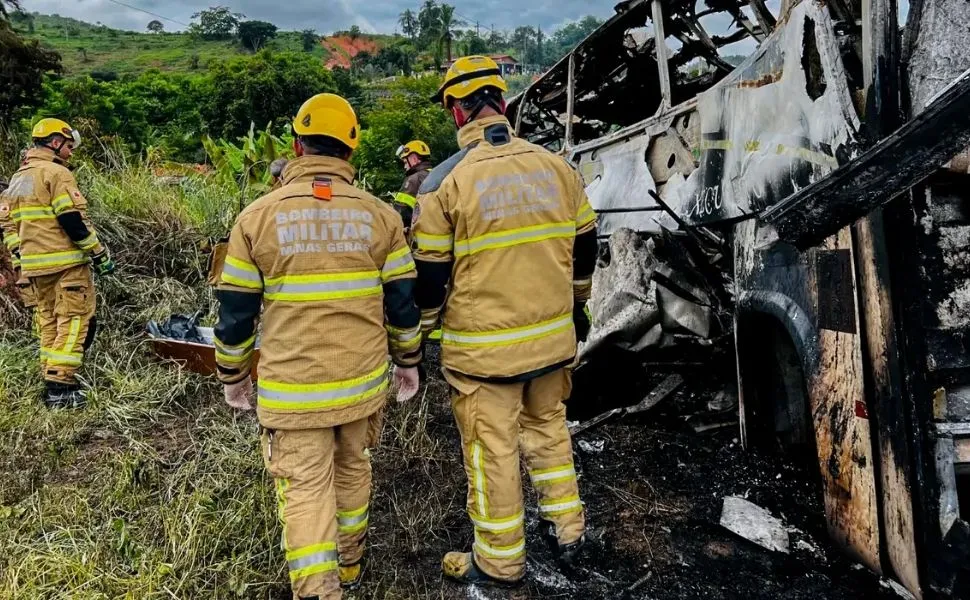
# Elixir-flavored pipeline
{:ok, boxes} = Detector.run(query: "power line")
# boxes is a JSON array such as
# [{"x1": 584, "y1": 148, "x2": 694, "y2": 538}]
[{"x1": 103, "y1": 0, "x2": 190, "y2": 28}]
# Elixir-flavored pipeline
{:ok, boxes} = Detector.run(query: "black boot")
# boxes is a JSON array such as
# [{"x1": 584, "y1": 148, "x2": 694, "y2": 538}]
[
  {"x1": 44, "y1": 382, "x2": 87, "y2": 409},
  {"x1": 541, "y1": 520, "x2": 586, "y2": 569}
]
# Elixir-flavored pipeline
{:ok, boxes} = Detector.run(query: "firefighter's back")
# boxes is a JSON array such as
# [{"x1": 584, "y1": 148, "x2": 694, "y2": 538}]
[
  {"x1": 233, "y1": 164, "x2": 403, "y2": 429},
  {"x1": 417, "y1": 122, "x2": 593, "y2": 378}
]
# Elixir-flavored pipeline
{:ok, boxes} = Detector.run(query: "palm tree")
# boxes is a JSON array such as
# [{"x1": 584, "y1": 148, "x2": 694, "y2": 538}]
[
  {"x1": 437, "y1": 4, "x2": 464, "y2": 63},
  {"x1": 398, "y1": 9, "x2": 417, "y2": 41}
]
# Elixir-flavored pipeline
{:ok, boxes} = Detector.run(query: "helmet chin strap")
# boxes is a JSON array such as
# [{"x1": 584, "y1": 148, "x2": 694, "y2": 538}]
[{"x1": 452, "y1": 96, "x2": 507, "y2": 130}]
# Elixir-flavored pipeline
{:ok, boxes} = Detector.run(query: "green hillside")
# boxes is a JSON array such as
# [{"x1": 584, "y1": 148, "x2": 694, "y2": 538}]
[{"x1": 11, "y1": 13, "x2": 344, "y2": 76}]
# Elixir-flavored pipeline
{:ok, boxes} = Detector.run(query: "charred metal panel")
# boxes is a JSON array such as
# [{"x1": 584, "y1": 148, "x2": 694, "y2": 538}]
[
  {"x1": 736, "y1": 220, "x2": 881, "y2": 572},
  {"x1": 816, "y1": 249, "x2": 857, "y2": 334}
]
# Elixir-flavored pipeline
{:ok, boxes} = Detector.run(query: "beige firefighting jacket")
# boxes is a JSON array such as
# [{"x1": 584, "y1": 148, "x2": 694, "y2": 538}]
[
  {"x1": 412, "y1": 115, "x2": 597, "y2": 378},
  {"x1": 0, "y1": 148, "x2": 105, "y2": 278},
  {"x1": 215, "y1": 155, "x2": 421, "y2": 430}
]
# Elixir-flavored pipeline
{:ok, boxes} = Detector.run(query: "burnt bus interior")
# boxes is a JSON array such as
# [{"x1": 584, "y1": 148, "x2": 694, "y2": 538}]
[{"x1": 512, "y1": 0, "x2": 970, "y2": 596}]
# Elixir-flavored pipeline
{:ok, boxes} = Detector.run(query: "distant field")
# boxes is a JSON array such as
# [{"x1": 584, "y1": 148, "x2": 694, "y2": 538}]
[{"x1": 12, "y1": 13, "x2": 395, "y2": 77}]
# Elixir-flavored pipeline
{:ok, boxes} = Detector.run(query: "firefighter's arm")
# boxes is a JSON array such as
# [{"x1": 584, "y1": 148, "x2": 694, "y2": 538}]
[
  {"x1": 0, "y1": 197, "x2": 20, "y2": 270},
  {"x1": 381, "y1": 217, "x2": 422, "y2": 368},
  {"x1": 573, "y1": 171, "x2": 598, "y2": 304},
  {"x1": 50, "y1": 171, "x2": 106, "y2": 256},
  {"x1": 214, "y1": 220, "x2": 262, "y2": 384},
  {"x1": 412, "y1": 184, "x2": 454, "y2": 340}
]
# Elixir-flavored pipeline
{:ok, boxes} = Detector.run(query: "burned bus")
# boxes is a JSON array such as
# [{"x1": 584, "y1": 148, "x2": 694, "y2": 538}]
[{"x1": 508, "y1": 0, "x2": 970, "y2": 596}]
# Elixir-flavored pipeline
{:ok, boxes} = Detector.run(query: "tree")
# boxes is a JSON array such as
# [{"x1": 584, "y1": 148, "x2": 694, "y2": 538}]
[
  {"x1": 189, "y1": 6, "x2": 243, "y2": 40},
  {"x1": 348, "y1": 25, "x2": 361, "y2": 40},
  {"x1": 417, "y1": 0, "x2": 441, "y2": 51},
  {"x1": 0, "y1": 18, "x2": 62, "y2": 119},
  {"x1": 77, "y1": 46, "x2": 89, "y2": 63},
  {"x1": 0, "y1": 0, "x2": 22, "y2": 20},
  {"x1": 398, "y1": 9, "x2": 417, "y2": 41},
  {"x1": 437, "y1": 4, "x2": 463, "y2": 63},
  {"x1": 511, "y1": 26, "x2": 536, "y2": 64},
  {"x1": 147, "y1": 19, "x2": 164, "y2": 33},
  {"x1": 238, "y1": 20, "x2": 277, "y2": 51},
  {"x1": 301, "y1": 29, "x2": 317, "y2": 52}
]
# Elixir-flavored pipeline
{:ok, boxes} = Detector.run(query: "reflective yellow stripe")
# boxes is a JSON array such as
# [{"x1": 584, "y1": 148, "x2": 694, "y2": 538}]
[
  {"x1": 3, "y1": 233, "x2": 20, "y2": 249},
  {"x1": 76, "y1": 232, "x2": 100, "y2": 252},
  {"x1": 221, "y1": 256, "x2": 263, "y2": 290},
  {"x1": 454, "y1": 221, "x2": 576, "y2": 257},
  {"x1": 387, "y1": 323, "x2": 422, "y2": 351},
  {"x1": 215, "y1": 335, "x2": 255, "y2": 364},
  {"x1": 473, "y1": 531, "x2": 526, "y2": 559},
  {"x1": 64, "y1": 317, "x2": 81, "y2": 353},
  {"x1": 41, "y1": 347, "x2": 83, "y2": 366},
  {"x1": 414, "y1": 232, "x2": 454, "y2": 252},
  {"x1": 539, "y1": 494, "x2": 583, "y2": 517},
  {"x1": 529, "y1": 464, "x2": 576, "y2": 486},
  {"x1": 471, "y1": 511, "x2": 524, "y2": 535},
  {"x1": 51, "y1": 194, "x2": 74, "y2": 215},
  {"x1": 276, "y1": 478, "x2": 290, "y2": 550},
  {"x1": 472, "y1": 440, "x2": 488, "y2": 517},
  {"x1": 11, "y1": 256, "x2": 21, "y2": 269},
  {"x1": 263, "y1": 270, "x2": 382, "y2": 302},
  {"x1": 257, "y1": 363, "x2": 389, "y2": 411},
  {"x1": 576, "y1": 202, "x2": 596, "y2": 228},
  {"x1": 337, "y1": 504, "x2": 369, "y2": 534},
  {"x1": 442, "y1": 313, "x2": 573, "y2": 348},
  {"x1": 12, "y1": 206, "x2": 55, "y2": 221},
  {"x1": 21, "y1": 250, "x2": 87, "y2": 269},
  {"x1": 382, "y1": 246, "x2": 416, "y2": 281},
  {"x1": 393, "y1": 192, "x2": 417, "y2": 208},
  {"x1": 286, "y1": 542, "x2": 339, "y2": 582}
]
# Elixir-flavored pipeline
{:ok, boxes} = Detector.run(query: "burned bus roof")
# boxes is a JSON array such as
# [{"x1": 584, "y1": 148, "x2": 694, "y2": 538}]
[{"x1": 510, "y1": 0, "x2": 777, "y2": 145}]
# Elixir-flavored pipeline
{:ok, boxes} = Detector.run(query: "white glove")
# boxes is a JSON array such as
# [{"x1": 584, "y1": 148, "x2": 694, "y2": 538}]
[
  {"x1": 223, "y1": 378, "x2": 254, "y2": 411},
  {"x1": 393, "y1": 366, "x2": 420, "y2": 403}
]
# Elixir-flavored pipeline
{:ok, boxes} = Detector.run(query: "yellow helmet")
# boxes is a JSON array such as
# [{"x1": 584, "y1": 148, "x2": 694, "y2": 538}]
[
  {"x1": 292, "y1": 93, "x2": 360, "y2": 150},
  {"x1": 32, "y1": 118, "x2": 82, "y2": 148},
  {"x1": 396, "y1": 140, "x2": 431, "y2": 160},
  {"x1": 433, "y1": 55, "x2": 508, "y2": 107}
]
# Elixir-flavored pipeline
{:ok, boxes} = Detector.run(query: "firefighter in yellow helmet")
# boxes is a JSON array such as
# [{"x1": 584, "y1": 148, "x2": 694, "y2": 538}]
[
  {"x1": 213, "y1": 93, "x2": 422, "y2": 600},
  {"x1": 392, "y1": 140, "x2": 433, "y2": 234},
  {"x1": 0, "y1": 118, "x2": 115, "y2": 409},
  {"x1": 412, "y1": 56, "x2": 598, "y2": 586}
]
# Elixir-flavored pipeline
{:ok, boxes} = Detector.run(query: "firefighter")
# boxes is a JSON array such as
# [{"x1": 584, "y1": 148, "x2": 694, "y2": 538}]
[
  {"x1": 392, "y1": 140, "x2": 433, "y2": 234},
  {"x1": 214, "y1": 93, "x2": 422, "y2": 599},
  {"x1": 0, "y1": 118, "x2": 115, "y2": 409},
  {"x1": 412, "y1": 56, "x2": 598, "y2": 586}
]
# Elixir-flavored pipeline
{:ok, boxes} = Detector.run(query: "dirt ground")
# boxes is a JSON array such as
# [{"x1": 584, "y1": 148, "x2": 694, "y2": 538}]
[{"x1": 342, "y1": 348, "x2": 907, "y2": 600}]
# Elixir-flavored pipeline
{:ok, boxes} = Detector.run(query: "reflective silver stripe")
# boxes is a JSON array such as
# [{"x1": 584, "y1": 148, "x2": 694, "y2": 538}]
[
  {"x1": 471, "y1": 512, "x2": 524, "y2": 533},
  {"x1": 337, "y1": 508, "x2": 369, "y2": 532},
  {"x1": 414, "y1": 233, "x2": 454, "y2": 251},
  {"x1": 572, "y1": 278, "x2": 592, "y2": 286},
  {"x1": 264, "y1": 277, "x2": 380, "y2": 296},
  {"x1": 539, "y1": 496, "x2": 583, "y2": 515},
  {"x1": 77, "y1": 233, "x2": 100, "y2": 251},
  {"x1": 442, "y1": 314, "x2": 572, "y2": 346},
  {"x1": 381, "y1": 251, "x2": 416, "y2": 280},
  {"x1": 288, "y1": 548, "x2": 339, "y2": 571},
  {"x1": 530, "y1": 466, "x2": 576, "y2": 484},
  {"x1": 454, "y1": 222, "x2": 576, "y2": 257},
  {"x1": 215, "y1": 336, "x2": 255, "y2": 356},
  {"x1": 21, "y1": 250, "x2": 87, "y2": 268},
  {"x1": 257, "y1": 365, "x2": 389, "y2": 411},
  {"x1": 221, "y1": 261, "x2": 262, "y2": 286},
  {"x1": 473, "y1": 532, "x2": 526, "y2": 559},
  {"x1": 388, "y1": 325, "x2": 421, "y2": 343}
]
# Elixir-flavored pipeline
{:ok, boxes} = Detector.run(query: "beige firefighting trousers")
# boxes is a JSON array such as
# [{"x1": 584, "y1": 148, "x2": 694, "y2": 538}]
[
  {"x1": 28, "y1": 264, "x2": 96, "y2": 385},
  {"x1": 261, "y1": 409, "x2": 384, "y2": 599},
  {"x1": 445, "y1": 367, "x2": 586, "y2": 581}
]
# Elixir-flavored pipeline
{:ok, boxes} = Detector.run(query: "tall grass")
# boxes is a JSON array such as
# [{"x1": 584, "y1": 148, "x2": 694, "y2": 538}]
[{"x1": 0, "y1": 150, "x2": 464, "y2": 599}]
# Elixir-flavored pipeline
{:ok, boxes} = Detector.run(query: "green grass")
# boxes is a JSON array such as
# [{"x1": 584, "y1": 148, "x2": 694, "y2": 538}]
[
  {"x1": 0, "y1": 156, "x2": 465, "y2": 598},
  {"x1": 13, "y1": 14, "x2": 336, "y2": 76}
]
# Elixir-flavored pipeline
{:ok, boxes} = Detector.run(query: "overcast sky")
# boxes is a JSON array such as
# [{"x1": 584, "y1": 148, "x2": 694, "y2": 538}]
[{"x1": 18, "y1": 0, "x2": 619, "y2": 35}]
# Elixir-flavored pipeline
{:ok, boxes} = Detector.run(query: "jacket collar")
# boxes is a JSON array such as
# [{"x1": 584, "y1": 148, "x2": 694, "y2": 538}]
[
  {"x1": 282, "y1": 155, "x2": 356, "y2": 186},
  {"x1": 457, "y1": 115, "x2": 513, "y2": 150},
  {"x1": 405, "y1": 160, "x2": 432, "y2": 177},
  {"x1": 24, "y1": 147, "x2": 62, "y2": 166}
]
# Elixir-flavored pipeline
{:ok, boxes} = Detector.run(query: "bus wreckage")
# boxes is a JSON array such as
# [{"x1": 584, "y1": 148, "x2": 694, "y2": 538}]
[{"x1": 507, "y1": 0, "x2": 970, "y2": 596}]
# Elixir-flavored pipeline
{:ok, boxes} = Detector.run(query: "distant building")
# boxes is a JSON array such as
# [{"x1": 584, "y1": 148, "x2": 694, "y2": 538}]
[{"x1": 442, "y1": 54, "x2": 522, "y2": 76}]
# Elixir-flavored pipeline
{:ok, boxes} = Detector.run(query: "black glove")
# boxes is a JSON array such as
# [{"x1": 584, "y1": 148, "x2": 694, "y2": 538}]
[{"x1": 573, "y1": 302, "x2": 591, "y2": 343}]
